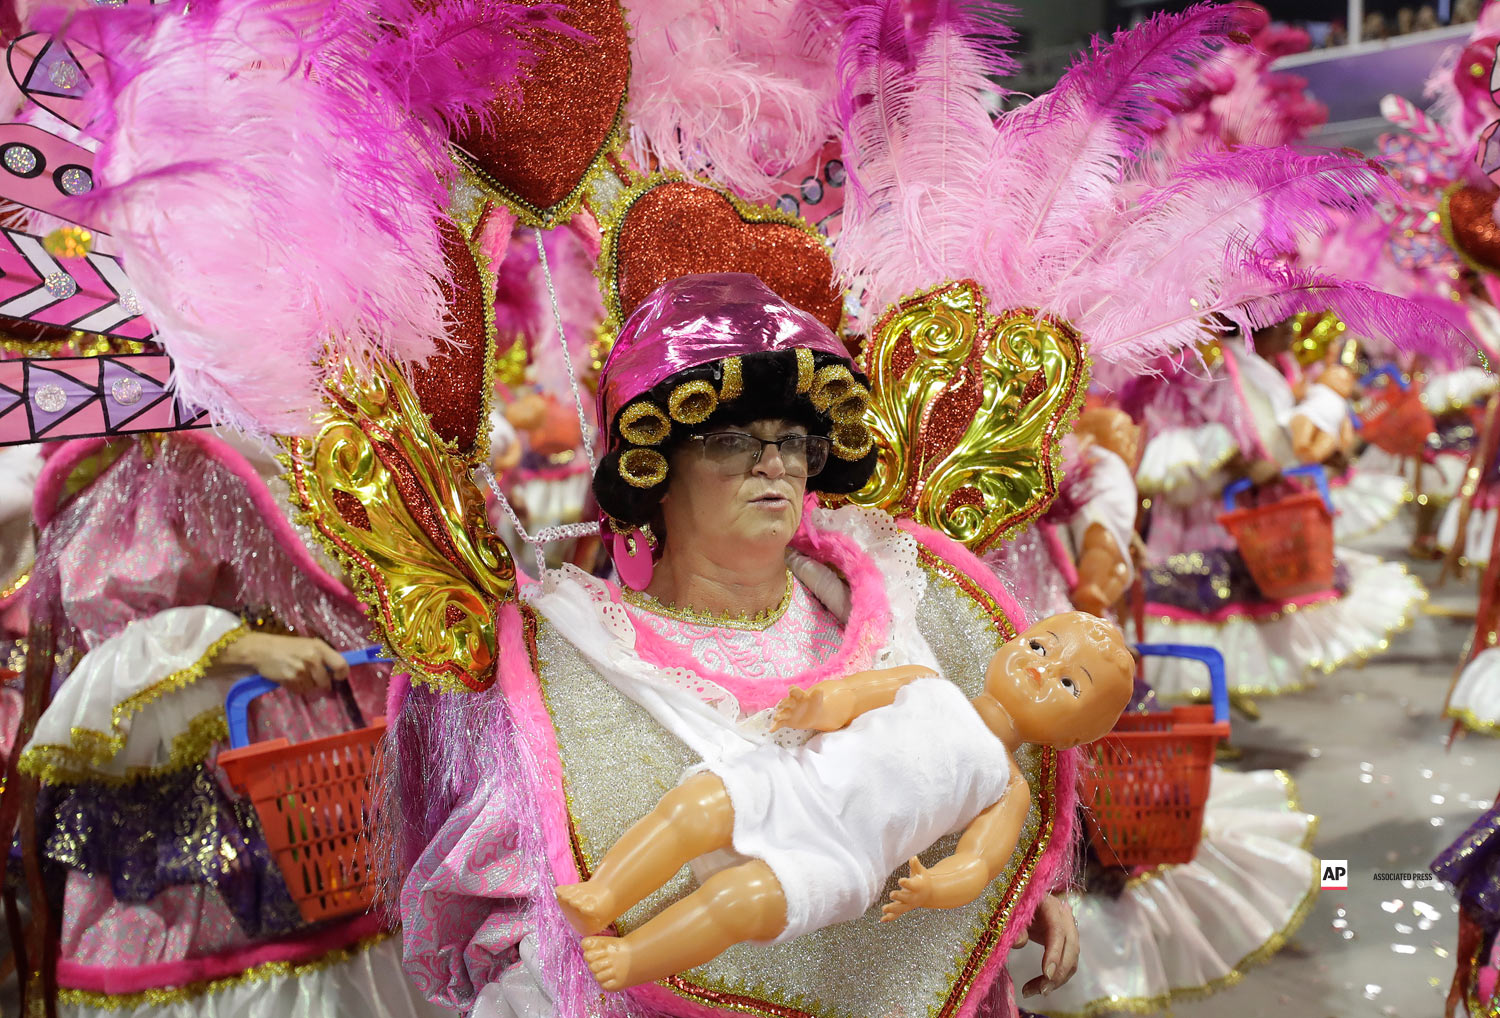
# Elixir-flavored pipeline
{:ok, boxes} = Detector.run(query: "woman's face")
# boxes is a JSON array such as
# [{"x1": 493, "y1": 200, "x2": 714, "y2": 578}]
[{"x1": 658, "y1": 418, "x2": 810, "y2": 555}]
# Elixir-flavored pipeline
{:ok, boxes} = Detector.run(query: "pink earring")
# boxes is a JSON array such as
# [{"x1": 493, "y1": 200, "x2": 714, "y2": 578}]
[{"x1": 609, "y1": 523, "x2": 656, "y2": 591}]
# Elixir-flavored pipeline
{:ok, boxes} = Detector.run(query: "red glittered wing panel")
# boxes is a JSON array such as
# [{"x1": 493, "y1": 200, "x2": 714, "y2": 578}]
[
  {"x1": 408, "y1": 220, "x2": 496, "y2": 463},
  {"x1": 599, "y1": 176, "x2": 843, "y2": 341},
  {"x1": 455, "y1": 0, "x2": 630, "y2": 228}
]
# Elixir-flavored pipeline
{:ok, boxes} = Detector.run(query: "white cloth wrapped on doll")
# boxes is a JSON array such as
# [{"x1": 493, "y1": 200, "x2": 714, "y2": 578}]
[
  {"x1": 707, "y1": 676, "x2": 1010, "y2": 943},
  {"x1": 1069, "y1": 445, "x2": 1139, "y2": 585},
  {"x1": 1280, "y1": 381, "x2": 1349, "y2": 440}
]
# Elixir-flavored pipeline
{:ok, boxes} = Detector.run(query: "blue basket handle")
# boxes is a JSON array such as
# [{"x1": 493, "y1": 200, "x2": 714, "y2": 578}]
[
  {"x1": 225, "y1": 645, "x2": 390, "y2": 749},
  {"x1": 1359, "y1": 364, "x2": 1408, "y2": 392},
  {"x1": 1348, "y1": 407, "x2": 1363, "y2": 432},
  {"x1": 1133, "y1": 644, "x2": 1229, "y2": 726},
  {"x1": 1222, "y1": 462, "x2": 1334, "y2": 515}
]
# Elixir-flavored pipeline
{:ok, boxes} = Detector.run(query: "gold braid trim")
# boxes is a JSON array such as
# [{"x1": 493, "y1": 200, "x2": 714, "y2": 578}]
[
  {"x1": 18, "y1": 710, "x2": 229, "y2": 788},
  {"x1": 58, "y1": 931, "x2": 396, "y2": 1010},
  {"x1": 18, "y1": 624, "x2": 249, "y2": 785},
  {"x1": 0, "y1": 565, "x2": 30, "y2": 602}
]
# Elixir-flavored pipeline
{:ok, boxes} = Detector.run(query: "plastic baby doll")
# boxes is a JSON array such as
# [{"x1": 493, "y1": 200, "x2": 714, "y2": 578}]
[
  {"x1": 1287, "y1": 363, "x2": 1358, "y2": 464},
  {"x1": 1068, "y1": 408, "x2": 1143, "y2": 618},
  {"x1": 556, "y1": 611, "x2": 1134, "y2": 991}
]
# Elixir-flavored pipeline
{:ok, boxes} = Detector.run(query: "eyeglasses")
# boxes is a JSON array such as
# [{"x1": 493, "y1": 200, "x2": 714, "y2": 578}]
[{"x1": 688, "y1": 431, "x2": 831, "y2": 477}]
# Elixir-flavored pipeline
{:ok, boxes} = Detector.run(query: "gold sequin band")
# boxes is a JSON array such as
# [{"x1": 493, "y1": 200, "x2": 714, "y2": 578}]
[
  {"x1": 667, "y1": 378, "x2": 718, "y2": 425},
  {"x1": 795, "y1": 347, "x2": 815, "y2": 393},
  {"x1": 621, "y1": 570, "x2": 795, "y2": 631},
  {"x1": 810, "y1": 364, "x2": 855, "y2": 414},
  {"x1": 830, "y1": 383, "x2": 870, "y2": 423},
  {"x1": 18, "y1": 624, "x2": 249, "y2": 785},
  {"x1": 618, "y1": 447, "x2": 669, "y2": 489},
  {"x1": 618, "y1": 401, "x2": 671, "y2": 446},
  {"x1": 0, "y1": 566, "x2": 30, "y2": 602},
  {"x1": 831, "y1": 421, "x2": 873, "y2": 460},
  {"x1": 718, "y1": 356, "x2": 743, "y2": 402}
]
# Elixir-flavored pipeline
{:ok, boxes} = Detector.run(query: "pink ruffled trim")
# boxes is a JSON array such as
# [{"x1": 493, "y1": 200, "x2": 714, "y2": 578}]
[
  {"x1": 1147, "y1": 589, "x2": 1339, "y2": 623},
  {"x1": 494, "y1": 600, "x2": 580, "y2": 886},
  {"x1": 33, "y1": 434, "x2": 357, "y2": 609},
  {"x1": 625, "y1": 519, "x2": 894, "y2": 714},
  {"x1": 56, "y1": 913, "x2": 384, "y2": 995}
]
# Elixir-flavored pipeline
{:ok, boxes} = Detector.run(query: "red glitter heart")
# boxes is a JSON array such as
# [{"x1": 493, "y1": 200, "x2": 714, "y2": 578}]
[
  {"x1": 1443, "y1": 184, "x2": 1500, "y2": 275},
  {"x1": 455, "y1": 0, "x2": 630, "y2": 226},
  {"x1": 410, "y1": 221, "x2": 490, "y2": 459},
  {"x1": 610, "y1": 180, "x2": 843, "y2": 332}
]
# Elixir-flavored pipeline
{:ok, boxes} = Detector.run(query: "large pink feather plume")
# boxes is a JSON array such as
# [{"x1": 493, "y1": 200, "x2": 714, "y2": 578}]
[
  {"x1": 624, "y1": 0, "x2": 851, "y2": 201},
  {"x1": 834, "y1": 0, "x2": 1014, "y2": 322},
  {"x1": 34, "y1": 0, "x2": 561, "y2": 435},
  {"x1": 1144, "y1": 6, "x2": 1325, "y2": 177},
  {"x1": 833, "y1": 0, "x2": 1469, "y2": 371}
]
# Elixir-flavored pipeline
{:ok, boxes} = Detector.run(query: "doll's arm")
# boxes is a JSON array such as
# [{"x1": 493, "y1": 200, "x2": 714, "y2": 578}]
[
  {"x1": 881, "y1": 772, "x2": 1032, "y2": 920},
  {"x1": 771, "y1": 666, "x2": 937, "y2": 732}
]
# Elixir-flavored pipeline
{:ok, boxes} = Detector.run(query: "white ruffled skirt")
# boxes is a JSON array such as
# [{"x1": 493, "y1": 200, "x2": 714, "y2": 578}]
[
  {"x1": 1142, "y1": 549, "x2": 1426, "y2": 699},
  {"x1": 1447, "y1": 646, "x2": 1500, "y2": 736},
  {"x1": 1331, "y1": 471, "x2": 1410, "y2": 542},
  {"x1": 1438, "y1": 502, "x2": 1496, "y2": 570},
  {"x1": 1009, "y1": 768, "x2": 1318, "y2": 1017}
]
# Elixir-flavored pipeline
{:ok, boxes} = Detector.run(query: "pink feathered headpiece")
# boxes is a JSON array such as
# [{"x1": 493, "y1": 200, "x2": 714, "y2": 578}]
[{"x1": 597, "y1": 272, "x2": 850, "y2": 437}]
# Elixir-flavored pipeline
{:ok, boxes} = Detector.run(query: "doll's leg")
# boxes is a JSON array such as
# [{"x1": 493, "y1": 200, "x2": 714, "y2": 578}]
[
  {"x1": 557, "y1": 772, "x2": 736, "y2": 934},
  {"x1": 581, "y1": 859, "x2": 786, "y2": 991}
]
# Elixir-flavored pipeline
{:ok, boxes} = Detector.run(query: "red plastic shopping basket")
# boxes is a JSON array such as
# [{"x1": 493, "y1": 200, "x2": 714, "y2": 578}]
[
  {"x1": 1217, "y1": 463, "x2": 1336, "y2": 601},
  {"x1": 217, "y1": 647, "x2": 388, "y2": 923},
  {"x1": 1082, "y1": 644, "x2": 1230, "y2": 868},
  {"x1": 1359, "y1": 365, "x2": 1434, "y2": 461}
]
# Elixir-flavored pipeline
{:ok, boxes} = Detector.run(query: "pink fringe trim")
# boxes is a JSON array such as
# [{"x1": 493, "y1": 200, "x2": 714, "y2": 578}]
[
  {"x1": 56, "y1": 913, "x2": 384, "y2": 995},
  {"x1": 897, "y1": 521, "x2": 1031, "y2": 628},
  {"x1": 33, "y1": 434, "x2": 358, "y2": 609},
  {"x1": 495, "y1": 600, "x2": 579, "y2": 885}
]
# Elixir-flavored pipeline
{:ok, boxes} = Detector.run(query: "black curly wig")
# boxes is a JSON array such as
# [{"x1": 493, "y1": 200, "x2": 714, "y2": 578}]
[{"x1": 593, "y1": 347, "x2": 878, "y2": 528}]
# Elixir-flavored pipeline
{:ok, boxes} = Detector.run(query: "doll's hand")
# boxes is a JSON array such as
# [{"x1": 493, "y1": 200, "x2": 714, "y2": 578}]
[
  {"x1": 771, "y1": 686, "x2": 853, "y2": 732},
  {"x1": 219, "y1": 633, "x2": 349, "y2": 695},
  {"x1": 880, "y1": 857, "x2": 934, "y2": 921}
]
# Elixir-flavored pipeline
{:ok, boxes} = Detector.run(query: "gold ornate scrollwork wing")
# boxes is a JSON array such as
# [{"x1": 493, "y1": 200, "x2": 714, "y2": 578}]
[
  {"x1": 849, "y1": 280, "x2": 1088, "y2": 553},
  {"x1": 286, "y1": 363, "x2": 515, "y2": 692}
]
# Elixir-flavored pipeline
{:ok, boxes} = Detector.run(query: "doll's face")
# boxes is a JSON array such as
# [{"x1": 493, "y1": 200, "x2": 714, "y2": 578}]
[{"x1": 983, "y1": 611, "x2": 1134, "y2": 748}]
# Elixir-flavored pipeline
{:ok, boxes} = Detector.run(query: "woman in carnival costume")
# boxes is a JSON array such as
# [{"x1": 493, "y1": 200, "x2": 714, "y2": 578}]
[
  {"x1": 14, "y1": 430, "x2": 451, "y2": 1018},
  {"x1": 392, "y1": 271, "x2": 1086, "y2": 1018},
  {"x1": 1434, "y1": 787, "x2": 1500, "y2": 1018},
  {"x1": 0, "y1": 0, "x2": 573, "y2": 1011}
]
